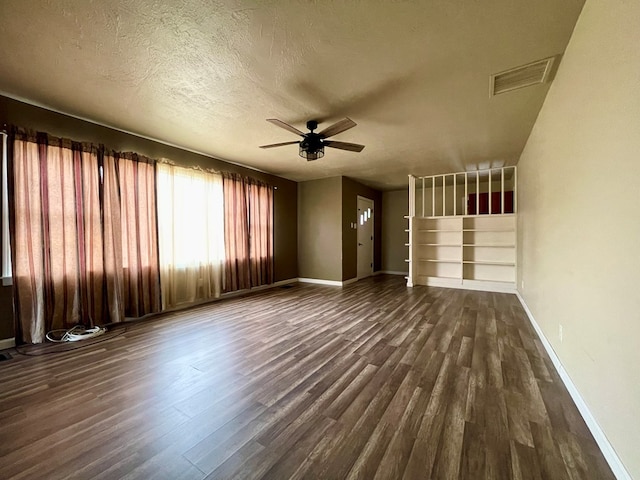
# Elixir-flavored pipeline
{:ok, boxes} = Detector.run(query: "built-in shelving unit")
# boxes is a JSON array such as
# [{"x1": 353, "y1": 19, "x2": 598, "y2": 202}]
[{"x1": 406, "y1": 167, "x2": 517, "y2": 293}]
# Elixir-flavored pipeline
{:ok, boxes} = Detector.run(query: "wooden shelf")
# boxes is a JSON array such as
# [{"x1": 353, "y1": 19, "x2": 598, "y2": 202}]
[
  {"x1": 418, "y1": 259, "x2": 460, "y2": 264},
  {"x1": 408, "y1": 212, "x2": 516, "y2": 292},
  {"x1": 418, "y1": 243, "x2": 461, "y2": 246},
  {"x1": 463, "y1": 260, "x2": 515, "y2": 266},
  {"x1": 463, "y1": 243, "x2": 515, "y2": 248},
  {"x1": 416, "y1": 274, "x2": 461, "y2": 280}
]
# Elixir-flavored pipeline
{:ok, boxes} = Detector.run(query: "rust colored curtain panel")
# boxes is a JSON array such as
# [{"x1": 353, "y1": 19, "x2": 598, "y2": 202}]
[
  {"x1": 115, "y1": 153, "x2": 161, "y2": 317},
  {"x1": 222, "y1": 172, "x2": 273, "y2": 292},
  {"x1": 10, "y1": 131, "x2": 115, "y2": 343},
  {"x1": 223, "y1": 172, "x2": 250, "y2": 291},
  {"x1": 248, "y1": 181, "x2": 273, "y2": 286},
  {"x1": 101, "y1": 152, "x2": 125, "y2": 323}
]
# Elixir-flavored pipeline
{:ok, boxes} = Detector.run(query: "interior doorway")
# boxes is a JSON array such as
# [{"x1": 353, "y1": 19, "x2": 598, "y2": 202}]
[{"x1": 357, "y1": 196, "x2": 374, "y2": 279}]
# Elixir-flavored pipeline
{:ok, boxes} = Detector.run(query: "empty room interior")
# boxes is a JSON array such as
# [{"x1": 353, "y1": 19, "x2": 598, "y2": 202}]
[{"x1": 0, "y1": 1, "x2": 638, "y2": 479}]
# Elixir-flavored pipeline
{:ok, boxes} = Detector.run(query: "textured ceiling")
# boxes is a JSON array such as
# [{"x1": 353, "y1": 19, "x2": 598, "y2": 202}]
[{"x1": 0, "y1": 0, "x2": 584, "y2": 190}]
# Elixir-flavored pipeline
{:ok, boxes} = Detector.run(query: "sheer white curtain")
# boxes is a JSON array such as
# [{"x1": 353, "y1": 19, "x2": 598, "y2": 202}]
[{"x1": 156, "y1": 163, "x2": 225, "y2": 309}]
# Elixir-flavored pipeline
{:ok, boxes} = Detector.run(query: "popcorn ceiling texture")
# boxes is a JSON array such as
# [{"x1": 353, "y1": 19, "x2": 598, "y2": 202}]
[{"x1": 0, "y1": 0, "x2": 584, "y2": 189}]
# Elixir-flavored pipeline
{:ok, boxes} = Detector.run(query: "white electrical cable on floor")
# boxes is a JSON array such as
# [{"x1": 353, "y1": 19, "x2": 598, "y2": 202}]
[{"x1": 45, "y1": 325, "x2": 106, "y2": 343}]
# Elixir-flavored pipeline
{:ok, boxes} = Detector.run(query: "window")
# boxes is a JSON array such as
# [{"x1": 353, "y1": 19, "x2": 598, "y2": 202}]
[
  {"x1": 1, "y1": 132, "x2": 11, "y2": 285},
  {"x1": 156, "y1": 162, "x2": 225, "y2": 307},
  {"x1": 156, "y1": 164, "x2": 225, "y2": 269}
]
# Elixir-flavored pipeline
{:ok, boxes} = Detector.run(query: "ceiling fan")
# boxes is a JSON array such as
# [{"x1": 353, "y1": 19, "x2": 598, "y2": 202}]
[{"x1": 260, "y1": 118, "x2": 365, "y2": 161}]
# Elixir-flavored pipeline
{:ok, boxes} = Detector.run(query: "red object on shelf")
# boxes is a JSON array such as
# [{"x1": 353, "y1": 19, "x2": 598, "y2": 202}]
[{"x1": 468, "y1": 191, "x2": 514, "y2": 214}]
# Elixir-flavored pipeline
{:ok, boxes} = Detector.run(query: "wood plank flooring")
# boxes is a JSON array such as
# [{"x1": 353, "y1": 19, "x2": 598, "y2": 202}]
[{"x1": 0, "y1": 275, "x2": 615, "y2": 479}]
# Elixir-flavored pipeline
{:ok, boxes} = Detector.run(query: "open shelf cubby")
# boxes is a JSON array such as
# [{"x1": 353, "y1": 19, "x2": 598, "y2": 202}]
[{"x1": 406, "y1": 169, "x2": 517, "y2": 292}]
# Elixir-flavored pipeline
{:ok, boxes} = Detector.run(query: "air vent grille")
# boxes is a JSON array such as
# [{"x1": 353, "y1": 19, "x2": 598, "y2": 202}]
[{"x1": 490, "y1": 57, "x2": 556, "y2": 96}]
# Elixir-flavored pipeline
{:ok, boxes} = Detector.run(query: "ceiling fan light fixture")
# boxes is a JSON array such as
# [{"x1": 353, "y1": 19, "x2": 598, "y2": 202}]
[{"x1": 299, "y1": 144, "x2": 324, "y2": 161}]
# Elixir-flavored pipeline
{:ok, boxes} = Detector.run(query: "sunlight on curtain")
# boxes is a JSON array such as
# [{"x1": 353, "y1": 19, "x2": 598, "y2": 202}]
[
  {"x1": 10, "y1": 132, "x2": 118, "y2": 343},
  {"x1": 156, "y1": 163, "x2": 225, "y2": 309},
  {"x1": 110, "y1": 152, "x2": 161, "y2": 317}
]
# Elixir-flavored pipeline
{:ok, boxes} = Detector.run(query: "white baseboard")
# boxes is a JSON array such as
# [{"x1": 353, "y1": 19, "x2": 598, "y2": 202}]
[
  {"x1": 0, "y1": 337, "x2": 16, "y2": 350},
  {"x1": 461, "y1": 279, "x2": 516, "y2": 293},
  {"x1": 516, "y1": 292, "x2": 631, "y2": 480},
  {"x1": 220, "y1": 278, "x2": 298, "y2": 299},
  {"x1": 297, "y1": 277, "x2": 343, "y2": 287},
  {"x1": 256, "y1": 278, "x2": 298, "y2": 289},
  {"x1": 408, "y1": 276, "x2": 516, "y2": 294},
  {"x1": 297, "y1": 277, "x2": 360, "y2": 287}
]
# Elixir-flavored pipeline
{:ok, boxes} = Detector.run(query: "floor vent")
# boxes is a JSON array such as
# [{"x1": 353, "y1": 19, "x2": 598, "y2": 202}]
[{"x1": 490, "y1": 56, "x2": 556, "y2": 96}]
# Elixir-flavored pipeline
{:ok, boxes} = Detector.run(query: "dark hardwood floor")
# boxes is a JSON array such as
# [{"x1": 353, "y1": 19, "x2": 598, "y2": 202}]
[{"x1": 0, "y1": 275, "x2": 615, "y2": 479}]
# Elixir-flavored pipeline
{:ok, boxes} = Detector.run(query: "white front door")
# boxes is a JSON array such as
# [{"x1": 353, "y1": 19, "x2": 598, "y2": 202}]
[{"x1": 357, "y1": 196, "x2": 374, "y2": 279}]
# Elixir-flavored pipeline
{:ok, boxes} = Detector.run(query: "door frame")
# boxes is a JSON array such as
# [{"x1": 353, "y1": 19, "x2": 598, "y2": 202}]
[{"x1": 356, "y1": 195, "x2": 374, "y2": 280}]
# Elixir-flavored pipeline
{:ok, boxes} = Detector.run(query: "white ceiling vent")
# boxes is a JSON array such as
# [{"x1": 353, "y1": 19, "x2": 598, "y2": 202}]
[{"x1": 490, "y1": 56, "x2": 556, "y2": 96}]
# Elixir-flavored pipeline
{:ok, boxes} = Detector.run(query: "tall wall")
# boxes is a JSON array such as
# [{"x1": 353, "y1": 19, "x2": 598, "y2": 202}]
[
  {"x1": 0, "y1": 95, "x2": 298, "y2": 340},
  {"x1": 297, "y1": 177, "x2": 343, "y2": 282},
  {"x1": 297, "y1": 176, "x2": 382, "y2": 283},
  {"x1": 382, "y1": 189, "x2": 408, "y2": 274},
  {"x1": 516, "y1": 0, "x2": 640, "y2": 476}
]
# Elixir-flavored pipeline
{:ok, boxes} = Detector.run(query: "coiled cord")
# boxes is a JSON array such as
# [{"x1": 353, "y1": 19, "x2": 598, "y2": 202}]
[{"x1": 45, "y1": 325, "x2": 106, "y2": 343}]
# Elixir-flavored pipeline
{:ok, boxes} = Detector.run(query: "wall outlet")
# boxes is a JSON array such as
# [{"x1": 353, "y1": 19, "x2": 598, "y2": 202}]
[
  {"x1": 521, "y1": 280, "x2": 525, "y2": 289},
  {"x1": 559, "y1": 324, "x2": 563, "y2": 343}
]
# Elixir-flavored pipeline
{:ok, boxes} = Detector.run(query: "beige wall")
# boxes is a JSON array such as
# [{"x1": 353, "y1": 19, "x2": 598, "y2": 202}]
[
  {"x1": 517, "y1": 0, "x2": 640, "y2": 476},
  {"x1": 297, "y1": 176, "x2": 383, "y2": 282},
  {"x1": 297, "y1": 177, "x2": 343, "y2": 282},
  {"x1": 382, "y1": 189, "x2": 408, "y2": 273}
]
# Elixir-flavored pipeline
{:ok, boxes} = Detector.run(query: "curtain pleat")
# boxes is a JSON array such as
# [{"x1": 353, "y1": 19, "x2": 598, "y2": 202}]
[{"x1": 101, "y1": 152, "x2": 125, "y2": 323}]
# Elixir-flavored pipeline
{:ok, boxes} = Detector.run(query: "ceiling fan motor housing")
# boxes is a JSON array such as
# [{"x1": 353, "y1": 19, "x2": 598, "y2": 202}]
[
  {"x1": 300, "y1": 133, "x2": 324, "y2": 160},
  {"x1": 300, "y1": 134, "x2": 323, "y2": 151}
]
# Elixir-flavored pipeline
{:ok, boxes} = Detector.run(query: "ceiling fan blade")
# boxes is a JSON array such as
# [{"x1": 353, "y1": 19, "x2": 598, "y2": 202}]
[
  {"x1": 259, "y1": 141, "x2": 300, "y2": 149},
  {"x1": 266, "y1": 119, "x2": 305, "y2": 136},
  {"x1": 318, "y1": 118, "x2": 357, "y2": 138},
  {"x1": 323, "y1": 140, "x2": 365, "y2": 152}
]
